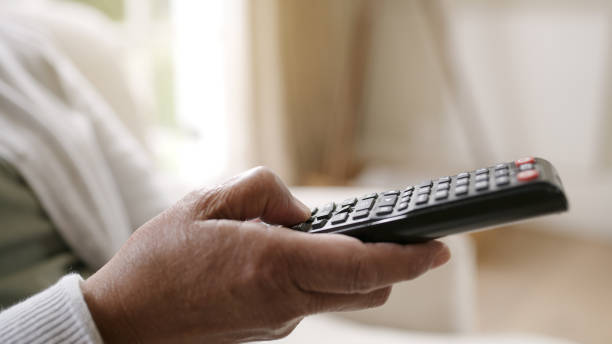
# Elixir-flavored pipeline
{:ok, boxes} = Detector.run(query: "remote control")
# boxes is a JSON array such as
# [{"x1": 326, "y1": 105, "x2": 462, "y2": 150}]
[{"x1": 292, "y1": 157, "x2": 568, "y2": 243}]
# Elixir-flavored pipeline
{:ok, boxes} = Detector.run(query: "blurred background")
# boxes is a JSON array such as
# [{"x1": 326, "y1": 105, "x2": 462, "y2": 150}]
[{"x1": 5, "y1": 0, "x2": 611, "y2": 343}]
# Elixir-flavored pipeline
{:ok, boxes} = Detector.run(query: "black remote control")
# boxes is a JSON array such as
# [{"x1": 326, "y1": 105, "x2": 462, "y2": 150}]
[{"x1": 292, "y1": 157, "x2": 568, "y2": 243}]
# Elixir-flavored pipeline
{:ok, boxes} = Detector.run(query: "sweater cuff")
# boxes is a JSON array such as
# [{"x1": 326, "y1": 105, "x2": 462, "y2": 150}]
[{"x1": 0, "y1": 274, "x2": 104, "y2": 344}]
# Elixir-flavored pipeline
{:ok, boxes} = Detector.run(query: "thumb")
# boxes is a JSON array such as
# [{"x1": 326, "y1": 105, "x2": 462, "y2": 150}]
[{"x1": 191, "y1": 166, "x2": 311, "y2": 226}]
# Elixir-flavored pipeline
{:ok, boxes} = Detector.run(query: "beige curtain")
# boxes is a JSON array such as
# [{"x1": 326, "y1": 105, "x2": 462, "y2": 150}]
[{"x1": 248, "y1": 0, "x2": 374, "y2": 185}]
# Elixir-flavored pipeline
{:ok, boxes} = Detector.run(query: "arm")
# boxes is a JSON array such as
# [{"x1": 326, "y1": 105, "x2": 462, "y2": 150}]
[
  {"x1": 81, "y1": 167, "x2": 450, "y2": 343},
  {"x1": 0, "y1": 167, "x2": 449, "y2": 343}
]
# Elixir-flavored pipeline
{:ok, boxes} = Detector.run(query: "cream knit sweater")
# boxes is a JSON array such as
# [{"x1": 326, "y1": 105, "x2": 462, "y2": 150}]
[
  {"x1": 0, "y1": 2, "x2": 171, "y2": 342},
  {"x1": 0, "y1": 275, "x2": 102, "y2": 344}
]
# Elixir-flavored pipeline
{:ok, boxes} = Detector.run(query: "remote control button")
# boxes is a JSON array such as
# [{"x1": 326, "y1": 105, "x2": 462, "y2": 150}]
[
  {"x1": 312, "y1": 218, "x2": 327, "y2": 229},
  {"x1": 417, "y1": 187, "x2": 431, "y2": 195},
  {"x1": 311, "y1": 207, "x2": 318, "y2": 216},
  {"x1": 352, "y1": 209, "x2": 369, "y2": 220},
  {"x1": 515, "y1": 157, "x2": 535, "y2": 166},
  {"x1": 360, "y1": 193, "x2": 378, "y2": 200},
  {"x1": 316, "y1": 210, "x2": 333, "y2": 219},
  {"x1": 475, "y1": 181, "x2": 489, "y2": 191},
  {"x1": 402, "y1": 189, "x2": 413, "y2": 196},
  {"x1": 317, "y1": 203, "x2": 335, "y2": 218},
  {"x1": 519, "y1": 163, "x2": 534, "y2": 171},
  {"x1": 437, "y1": 182, "x2": 450, "y2": 190},
  {"x1": 434, "y1": 190, "x2": 449, "y2": 200},
  {"x1": 495, "y1": 169, "x2": 509, "y2": 177},
  {"x1": 456, "y1": 172, "x2": 470, "y2": 179},
  {"x1": 396, "y1": 202, "x2": 409, "y2": 211},
  {"x1": 383, "y1": 190, "x2": 400, "y2": 196},
  {"x1": 375, "y1": 206, "x2": 394, "y2": 216},
  {"x1": 331, "y1": 212, "x2": 349, "y2": 224},
  {"x1": 475, "y1": 168, "x2": 488, "y2": 175},
  {"x1": 292, "y1": 222, "x2": 311, "y2": 232},
  {"x1": 418, "y1": 180, "x2": 433, "y2": 188},
  {"x1": 378, "y1": 196, "x2": 397, "y2": 207},
  {"x1": 494, "y1": 163, "x2": 507, "y2": 170},
  {"x1": 317, "y1": 202, "x2": 336, "y2": 217},
  {"x1": 416, "y1": 194, "x2": 429, "y2": 204},
  {"x1": 456, "y1": 178, "x2": 469, "y2": 186},
  {"x1": 341, "y1": 197, "x2": 357, "y2": 207},
  {"x1": 438, "y1": 176, "x2": 451, "y2": 183},
  {"x1": 305, "y1": 216, "x2": 315, "y2": 223},
  {"x1": 454, "y1": 185, "x2": 468, "y2": 195},
  {"x1": 354, "y1": 199, "x2": 374, "y2": 211},
  {"x1": 321, "y1": 202, "x2": 335, "y2": 212},
  {"x1": 496, "y1": 176, "x2": 510, "y2": 186},
  {"x1": 335, "y1": 205, "x2": 352, "y2": 214},
  {"x1": 517, "y1": 169, "x2": 539, "y2": 182},
  {"x1": 475, "y1": 174, "x2": 489, "y2": 182},
  {"x1": 400, "y1": 195, "x2": 411, "y2": 203}
]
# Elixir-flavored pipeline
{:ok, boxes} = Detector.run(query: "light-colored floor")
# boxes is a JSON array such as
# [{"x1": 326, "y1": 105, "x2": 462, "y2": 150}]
[{"x1": 474, "y1": 225, "x2": 612, "y2": 344}]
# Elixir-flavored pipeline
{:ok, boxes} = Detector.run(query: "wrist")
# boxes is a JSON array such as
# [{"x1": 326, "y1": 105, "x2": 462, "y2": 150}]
[{"x1": 81, "y1": 273, "x2": 141, "y2": 343}]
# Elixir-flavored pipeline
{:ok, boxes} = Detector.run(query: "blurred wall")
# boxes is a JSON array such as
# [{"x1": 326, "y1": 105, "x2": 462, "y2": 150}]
[{"x1": 356, "y1": 0, "x2": 612, "y2": 240}]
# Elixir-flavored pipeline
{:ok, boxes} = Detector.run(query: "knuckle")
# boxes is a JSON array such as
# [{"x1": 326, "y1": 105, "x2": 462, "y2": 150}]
[
  {"x1": 249, "y1": 166, "x2": 277, "y2": 183},
  {"x1": 191, "y1": 186, "x2": 226, "y2": 219}
]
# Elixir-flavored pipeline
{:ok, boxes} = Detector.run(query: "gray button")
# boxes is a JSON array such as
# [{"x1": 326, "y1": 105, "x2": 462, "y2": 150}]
[
  {"x1": 434, "y1": 190, "x2": 449, "y2": 200},
  {"x1": 416, "y1": 194, "x2": 429, "y2": 204},
  {"x1": 438, "y1": 176, "x2": 451, "y2": 183},
  {"x1": 396, "y1": 202, "x2": 409, "y2": 211},
  {"x1": 354, "y1": 199, "x2": 374, "y2": 211},
  {"x1": 455, "y1": 185, "x2": 468, "y2": 195},
  {"x1": 375, "y1": 206, "x2": 394, "y2": 216},
  {"x1": 475, "y1": 174, "x2": 489, "y2": 182},
  {"x1": 331, "y1": 212, "x2": 349, "y2": 224},
  {"x1": 496, "y1": 176, "x2": 510, "y2": 186},
  {"x1": 417, "y1": 187, "x2": 431, "y2": 195},
  {"x1": 475, "y1": 181, "x2": 489, "y2": 191},
  {"x1": 456, "y1": 178, "x2": 469, "y2": 186},
  {"x1": 495, "y1": 169, "x2": 509, "y2": 177},
  {"x1": 437, "y1": 182, "x2": 450, "y2": 190},
  {"x1": 352, "y1": 210, "x2": 369, "y2": 220}
]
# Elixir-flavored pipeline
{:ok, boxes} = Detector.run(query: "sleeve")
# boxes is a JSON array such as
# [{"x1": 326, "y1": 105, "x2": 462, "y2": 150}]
[{"x1": 0, "y1": 274, "x2": 104, "y2": 344}]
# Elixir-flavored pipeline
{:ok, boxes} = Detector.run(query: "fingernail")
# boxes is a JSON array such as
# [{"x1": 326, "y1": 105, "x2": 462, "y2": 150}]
[
  {"x1": 431, "y1": 245, "x2": 451, "y2": 269},
  {"x1": 293, "y1": 198, "x2": 312, "y2": 218}
]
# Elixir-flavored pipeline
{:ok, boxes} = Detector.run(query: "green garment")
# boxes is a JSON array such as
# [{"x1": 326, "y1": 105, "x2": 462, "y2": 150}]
[{"x1": 0, "y1": 158, "x2": 90, "y2": 307}]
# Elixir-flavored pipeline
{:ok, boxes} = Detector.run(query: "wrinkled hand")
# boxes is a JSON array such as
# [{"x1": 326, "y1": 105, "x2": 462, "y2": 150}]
[{"x1": 81, "y1": 167, "x2": 450, "y2": 343}]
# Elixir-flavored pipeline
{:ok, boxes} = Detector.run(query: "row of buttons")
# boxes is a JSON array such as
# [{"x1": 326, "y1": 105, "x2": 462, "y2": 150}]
[
  {"x1": 296, "y1": 158, "x2": 541, "y2": 232},
  {"x1": 515, "y1": 157, "x2": 539, "y2": 181},
  {"x1": 304, "y1": 188, "x2": 414, "y2": 231}
]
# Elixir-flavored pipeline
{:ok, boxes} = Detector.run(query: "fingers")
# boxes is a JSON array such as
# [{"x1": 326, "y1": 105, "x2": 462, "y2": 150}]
[
  {"x1": 304, "y1": 287, "x2": 393, "y2": 314},
  {"x1": 192, "y1": 166, "x2": 311, "y2": 226},
  {"x1": 286, "y1": 233, "x2": 450, "y2": 294}
]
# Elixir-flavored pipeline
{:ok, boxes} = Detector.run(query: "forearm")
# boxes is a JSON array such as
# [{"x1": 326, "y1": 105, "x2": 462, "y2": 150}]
[{"x1": 0, "y1": 274, "x2": 103, "y2": 344}]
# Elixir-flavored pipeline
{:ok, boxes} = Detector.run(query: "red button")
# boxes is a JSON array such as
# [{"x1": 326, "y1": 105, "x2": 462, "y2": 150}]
[
  {"x1": 515, "y1": 157, "x2": 535, "y2": 166},
  {"x1": 517, "y1": 170, "x2": 539, "y2": 182}
]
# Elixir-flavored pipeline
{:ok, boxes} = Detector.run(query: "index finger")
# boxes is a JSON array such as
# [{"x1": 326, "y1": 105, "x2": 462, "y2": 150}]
[{"x1": 283, "y1": 232, "x2": 450, "y2": 294}]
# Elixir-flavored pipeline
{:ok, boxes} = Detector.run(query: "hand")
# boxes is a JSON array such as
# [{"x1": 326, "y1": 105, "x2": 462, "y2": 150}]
[{"x1": 81, "y1": 167, "x2": 450, "y2": 343}]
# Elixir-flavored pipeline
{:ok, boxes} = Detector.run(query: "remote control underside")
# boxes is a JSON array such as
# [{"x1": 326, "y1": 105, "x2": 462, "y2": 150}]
[{"x1": 292, "y1": 157, "x2": 568, "y2": 243}]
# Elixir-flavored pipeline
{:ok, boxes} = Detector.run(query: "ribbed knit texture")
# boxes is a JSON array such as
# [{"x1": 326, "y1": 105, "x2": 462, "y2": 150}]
[{"x1": 0, "y1": 274, "x2": 103, "y2": 344}]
